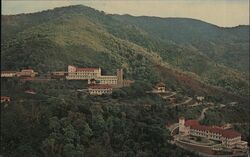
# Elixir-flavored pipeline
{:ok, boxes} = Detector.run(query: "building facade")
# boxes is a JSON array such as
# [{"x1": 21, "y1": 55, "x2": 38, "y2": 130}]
[
  {"x1": 88, "y1": 84, "x2": 113, "y2": 95},
  {"x1": 66, "y1": 65, "x2": 133, "y2": 88},
  {"x1": 1, "y1": 71, "x2": 17, "y2": 78},
  {"x1": 179, "y1": 117, "x2": 248, "y2": 150},
  {"x1": 66, "y1": 65, "x2": 101, "y2": 80},
  {"x1": 152, "y1": 82, "x2": 166, "y2": 93},
  {"x1": 89, "y1": 76, "x2": 118, "y2": 85}
]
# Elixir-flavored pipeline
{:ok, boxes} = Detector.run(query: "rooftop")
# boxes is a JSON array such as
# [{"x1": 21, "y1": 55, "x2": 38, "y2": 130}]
[
  {"x1": 76, "y1": 68, "x2": 99, "y2": 72},
  {"x1": 155, "y1": 82, "x2": 165, "y2": 87},
  {"x1": 185, "y1": 120, "x2": 241, "y2": 138}
]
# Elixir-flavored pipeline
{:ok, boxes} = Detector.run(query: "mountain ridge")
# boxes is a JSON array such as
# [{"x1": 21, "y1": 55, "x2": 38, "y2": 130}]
[
  {"x1": 2, "y1": 5, "x2": 249, "y2": 101},
  {"x1": 3, "y1": 4, "x2": 249, "y2": 28}
]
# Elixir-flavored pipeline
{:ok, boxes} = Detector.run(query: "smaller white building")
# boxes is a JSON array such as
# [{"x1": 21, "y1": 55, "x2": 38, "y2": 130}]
[
  {"x1": 196, "y1": 96, "x2": 205, "y2": 102},
  {"x1": 153, "y1": 82, "x2": 166, "y2": 93},
  {"x1": 88, "y1": 84, "x2": 113, "y2": 95},
  {"x1": 1, "y1": 71, "x2": 17, "y2": 78}
]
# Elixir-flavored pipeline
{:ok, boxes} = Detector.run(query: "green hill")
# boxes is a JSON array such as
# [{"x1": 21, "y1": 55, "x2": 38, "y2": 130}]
[
  {"x1": 1, "y1": 5, "x2": 250, "y2": 157},
  {"x1": 1, "y1": 5, "x2": 249, "y2": 99}
]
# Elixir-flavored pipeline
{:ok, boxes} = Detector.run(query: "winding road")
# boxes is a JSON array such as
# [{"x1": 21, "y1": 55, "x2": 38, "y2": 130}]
[
  {"x1": 168, "y1": 103, "x2": 215, "y2": 136},
  {"x1": 197, "y1": 107, "x2": 210, "y2": 121},
  {"x1": 170, "y1": 97, "x2": 193, "y2": 108},
  {"x1": 161, "y1": 92, "x2": 176, "y2": 99}
]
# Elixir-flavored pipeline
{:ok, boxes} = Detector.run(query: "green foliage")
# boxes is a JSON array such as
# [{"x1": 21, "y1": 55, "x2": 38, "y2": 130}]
[
  {"x1": 1, "y1": 5, "x2": 249, "y2": 96},
  {"x1": 1, "y1": 5, "x2": 249, "y2": 157},
  {"x1": 1, "y1": 79, "x2": 202, "y2": 157},
  {"x1": 200, "y1": 103, "x2": 249, "y2": 142}
]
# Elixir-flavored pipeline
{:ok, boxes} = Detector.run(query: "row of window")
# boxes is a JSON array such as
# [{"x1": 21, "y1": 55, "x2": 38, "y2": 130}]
[
  {"x1": 75, "y1": 73, "x2": 98, "y2": 76},
  {"x1": 191, "y1": 131, "x2": 221, "y2": 139},
  {"x1": 69, "y1": 73, "x2": 98, "y2": 76},
  {"x1": 89, "y1": 90, "x2": 112, "y2": 94},
  {"x1": 67, "y1": 75, "x2": 93, "y2": 79},
  {"x1": 99, "y1": 80, "x2": 117, "y2": 84}
]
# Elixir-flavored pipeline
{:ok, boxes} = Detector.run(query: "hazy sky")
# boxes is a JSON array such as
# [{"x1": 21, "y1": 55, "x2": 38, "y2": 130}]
[{"x1": 2, "y1": 0, "x2": 249, "y2": 27}]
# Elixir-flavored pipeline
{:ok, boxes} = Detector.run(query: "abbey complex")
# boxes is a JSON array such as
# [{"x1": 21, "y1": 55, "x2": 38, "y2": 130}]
[{"x1": 1, "y1": 65, "x2": 134, "y2": 95}]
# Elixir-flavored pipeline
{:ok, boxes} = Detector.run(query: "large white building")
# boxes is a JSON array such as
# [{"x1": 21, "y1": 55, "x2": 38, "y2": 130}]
[
  {"x1": 66, "y1": 65, "x2": 132, "y2": 87},
  {"x1": 179, "y1": 117, "x2": 248, "y2": 150},
  {"x1": 66, "y1": 65, "x2": 101, "y2": 80}
]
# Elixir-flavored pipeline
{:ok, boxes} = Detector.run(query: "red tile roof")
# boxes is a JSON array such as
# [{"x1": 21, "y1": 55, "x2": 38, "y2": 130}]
[
  {"x1": 185, "y1": 120, "x2": 199, "y2": 127},
  {"x1": 89, "y1": 84, "x2": 112, "y2": 89},
  {"x1": 76, "y1": 68, "x2": 98, "y2": 72},
  {"x1": 185, "y1": 120, "x2": 241, "y2": 139},
  {"x1": 156, "y1": 82, "x2": 165, "y2": 87},
  {"x1": 222, "y1": 129, "x2": 241, "y2": 138}
]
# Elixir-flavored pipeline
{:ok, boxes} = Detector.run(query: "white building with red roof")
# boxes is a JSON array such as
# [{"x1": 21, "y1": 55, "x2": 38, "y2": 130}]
[
  {"x1": 66, "y1": 65, "x2": 134, "y2": 88},
  {"x1": 88, "y1": 84, "x2": 112, "y2": 95},
  {"x1": 66, "y1": 65, "x2": 101, "y2": 80},
  {"x1": 66, "y1": 65, "x2": 133, "y2": 88},
  {"x1": 179, "y1": 117, "x2": 248, "y2": 150}
]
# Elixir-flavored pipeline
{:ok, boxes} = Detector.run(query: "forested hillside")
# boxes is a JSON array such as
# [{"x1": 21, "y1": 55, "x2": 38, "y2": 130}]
[
  {"x1": 2, "y1": 79, "x2": 206, "y2": 157},
  {"x1": 1, "y1": 5, "x2": 249, "y2": 157},
  {"x1": 2, "y1": 5, "x2": 249, "y2": 98}
]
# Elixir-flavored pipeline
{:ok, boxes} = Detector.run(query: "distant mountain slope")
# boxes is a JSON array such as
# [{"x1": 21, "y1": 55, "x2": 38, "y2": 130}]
[
  {"x1": 1, "y1": 5, "x2": 249, "y2": 100},
  {"x1": 111, "y1": 15, "x2": 249, "y2": 73}
]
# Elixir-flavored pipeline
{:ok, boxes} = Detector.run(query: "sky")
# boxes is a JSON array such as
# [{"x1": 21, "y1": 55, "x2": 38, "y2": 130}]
[{"x1": 1, "y1": 0, "x2": 249, "y2": 27}]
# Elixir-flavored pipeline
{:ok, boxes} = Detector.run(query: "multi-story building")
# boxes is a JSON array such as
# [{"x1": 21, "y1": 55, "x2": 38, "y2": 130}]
[
  {"x1": 88, "y1": 84, "x2": 113, "y2": 95},
  {"x1": 66, "y1": 65, "x2": 101, "y2": 80},
  {"x1": 1, "y1": 71, "x2": 17, "y2": 78},
  {"x1": 66, "y1": 65, "x2": 133, "y2": 88},
  {"x1": 179, "y1": 117, "x2": 248, "y2": 150},
  {"x1": 90, "y1": 75, "x2": 118, "y2": 85},
  {"x1": 16, "y1": 69, "x2": 38, "y2": 78}
]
